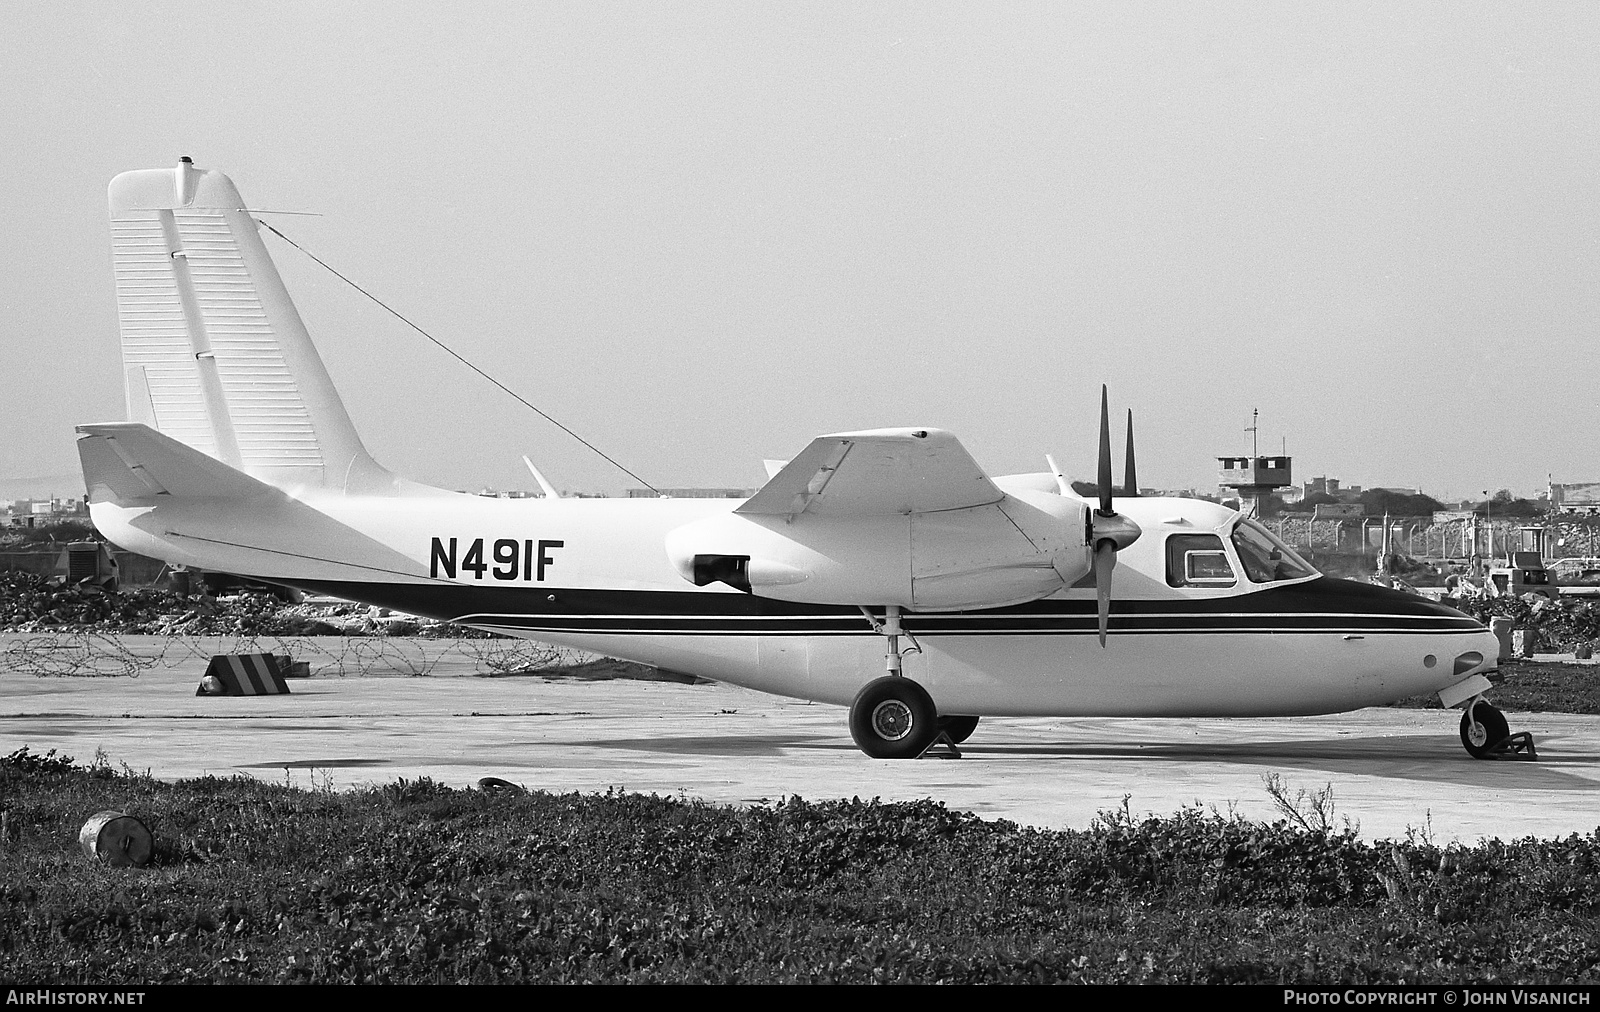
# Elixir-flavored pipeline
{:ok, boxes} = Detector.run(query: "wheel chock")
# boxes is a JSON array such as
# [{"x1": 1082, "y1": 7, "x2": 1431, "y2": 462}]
[
  {"x1": 196, "y1": 654, "x2": 290, "y2": 696},
  {"x1": 1486, "y1": 731, "x2": 1538, "y2": 760},
  {"x1": 918, "y1": 731, "x2": 962, "y2": 759}
]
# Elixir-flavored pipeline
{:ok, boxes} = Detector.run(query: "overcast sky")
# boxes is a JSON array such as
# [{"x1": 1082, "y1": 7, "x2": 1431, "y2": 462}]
[{"x1": 2, "y1": 2, "x2": 1597, "y2": 501}]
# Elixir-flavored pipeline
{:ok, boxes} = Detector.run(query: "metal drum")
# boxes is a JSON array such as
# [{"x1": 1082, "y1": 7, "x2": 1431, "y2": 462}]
[{"x1": 79, "y1": 811, "x2": 153, "y2": 868}]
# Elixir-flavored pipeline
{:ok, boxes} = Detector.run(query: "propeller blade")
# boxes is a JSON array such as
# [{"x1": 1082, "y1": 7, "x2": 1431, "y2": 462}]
[
  {"x1": 1124, "y1": 409, "x2": 1137, "y2": 497},
  {"x1": 1094, "y1": 539, "x2": 1117, "y2": 647},
  {"x1": 1097, "y1": 385, "x2": 1112, "y2": 515}
]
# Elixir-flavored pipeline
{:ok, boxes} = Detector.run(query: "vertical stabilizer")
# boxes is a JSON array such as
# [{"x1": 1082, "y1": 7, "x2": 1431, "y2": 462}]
[{"x1": 107, "y1": 159, "x2": 395, "y2": 494}]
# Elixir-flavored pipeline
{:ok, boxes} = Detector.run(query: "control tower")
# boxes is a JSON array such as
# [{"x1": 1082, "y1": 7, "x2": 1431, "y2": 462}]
[{"x1": 1218, "y1": 409, "x2": 1291, "y2": 517}]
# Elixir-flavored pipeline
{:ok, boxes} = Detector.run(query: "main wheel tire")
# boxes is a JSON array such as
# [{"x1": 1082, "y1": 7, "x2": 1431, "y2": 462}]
[
  {"x1": 938, "y1": 715, "x2": 980, "y2": 744},
  {"x1": 849, "y1": 676, "x2": 939, "y2": 759},
  {"x1": 1460, "y1": 701, "x2": 1510, "y2": 759}
]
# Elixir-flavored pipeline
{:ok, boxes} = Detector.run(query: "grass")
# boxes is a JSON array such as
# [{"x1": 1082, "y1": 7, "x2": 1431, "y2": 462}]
[
  {"x1": 1387, "y1": 659, "x2": 1600, "y2": 714},
  {"x1": 2, "y1": 747, "x2": 1597, "y2": 984},
  {"x1": 2, "y1": 606, "x2": 1595, "y2": 984}
]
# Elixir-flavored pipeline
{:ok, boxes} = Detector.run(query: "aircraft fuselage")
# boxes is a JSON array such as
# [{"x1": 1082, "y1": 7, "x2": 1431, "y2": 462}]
[{"x1": 89, "y1": 491, "x2": 1495, "y2": 718}]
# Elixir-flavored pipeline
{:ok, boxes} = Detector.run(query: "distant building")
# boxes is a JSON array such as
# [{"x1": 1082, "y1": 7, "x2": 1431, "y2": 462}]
[
  {"x1": 625, "y1": 488, "x2": 755, "y2": 499},
  {"x1": 1301, "y1": 476, "x2": 1363, "y2": 504},
  {"x1": 1550, "y1": 481, "x2": 1600, "y2": 515},
  {"x1": 3, "y1": 497, "x2": 87, "y2": 526},
  {"x1": 1218, "y1": 455, "x2": 1292, "y2": 517}
]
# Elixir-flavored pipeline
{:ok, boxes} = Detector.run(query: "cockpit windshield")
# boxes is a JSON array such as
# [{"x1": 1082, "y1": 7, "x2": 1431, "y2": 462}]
[{"x1": 1230, "y1": 519, "x2": 1319, "y2": 584}]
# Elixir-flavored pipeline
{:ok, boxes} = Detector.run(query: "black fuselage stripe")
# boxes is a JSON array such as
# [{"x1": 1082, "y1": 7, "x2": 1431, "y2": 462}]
[
  {"x1": 282, "y1": 577, "x2": 1486, "y2": 637},
  {"x1": 452, "y1": 611, "x2": 1479, "y2": 634},
  {"x1": 468, "y1": 624, "x2": 1482, "y2": 637},
  {"x1": 456, "y1": 619, "x2": 1478, "y2": 632},
  {"x1": 455, "y1": 612, "x2": 1476, "y2": 626}
]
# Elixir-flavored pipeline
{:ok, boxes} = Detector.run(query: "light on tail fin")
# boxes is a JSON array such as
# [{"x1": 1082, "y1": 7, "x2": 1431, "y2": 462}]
[{"x1": 107, "y1": 159, "x2": 393, "y2": 494}]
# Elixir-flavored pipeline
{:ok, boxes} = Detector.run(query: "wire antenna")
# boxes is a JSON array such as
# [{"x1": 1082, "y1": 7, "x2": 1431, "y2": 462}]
[{"x1": 258, "y1": 220, "x2": 661, "y2": 494}]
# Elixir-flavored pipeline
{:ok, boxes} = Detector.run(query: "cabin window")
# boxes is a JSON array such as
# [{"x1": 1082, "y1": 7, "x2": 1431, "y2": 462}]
[
  {"x1": 1166, "y1": 534, "x2": 1236, "y2": 588},
  {"x1": 1230, "y1": 519, "x2": 1319, "y2": 584}
]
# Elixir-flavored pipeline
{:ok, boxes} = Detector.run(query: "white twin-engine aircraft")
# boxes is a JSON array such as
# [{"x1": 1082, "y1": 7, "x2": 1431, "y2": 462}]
[{"x1": 79, "y1": 161, "x2": 1516, "y2": 760}]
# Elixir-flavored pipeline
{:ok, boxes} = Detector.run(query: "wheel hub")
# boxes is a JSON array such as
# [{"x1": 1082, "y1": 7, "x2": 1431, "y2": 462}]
[
  {"x1": 1467, "y1": 720, "x2": 1489, "y2": 748},
  {"x1": 1466, "y1": 704, "x2": 1496, "y2": 748},
  {"x1": 871, "y1": 699, "x2": 914, "y2": 741},
  {"x1": 1466, "y1": 702, "x2": 1490, "y2": 748}
]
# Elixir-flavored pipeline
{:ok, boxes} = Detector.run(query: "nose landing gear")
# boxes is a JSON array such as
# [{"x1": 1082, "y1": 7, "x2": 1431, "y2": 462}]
[{"x1": 1459, "y1": 698, "x2": 1537, "y2": 760}]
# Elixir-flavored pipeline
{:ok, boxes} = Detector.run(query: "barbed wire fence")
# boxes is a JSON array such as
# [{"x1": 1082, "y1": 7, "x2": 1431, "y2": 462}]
[{"x1": 0, "y1": 632, "x2": 578, "y2": 679}]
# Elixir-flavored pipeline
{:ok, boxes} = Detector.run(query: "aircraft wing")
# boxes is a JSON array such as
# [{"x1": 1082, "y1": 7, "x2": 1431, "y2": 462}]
[{"x1": 736, "y1": 427, "x2": 1003, "y2": 518}]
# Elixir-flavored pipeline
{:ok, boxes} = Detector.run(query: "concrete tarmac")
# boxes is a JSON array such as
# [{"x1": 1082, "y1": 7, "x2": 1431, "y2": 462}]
[{"x1": 3, "y1": 634, "x2": 1598, "y2": 844}]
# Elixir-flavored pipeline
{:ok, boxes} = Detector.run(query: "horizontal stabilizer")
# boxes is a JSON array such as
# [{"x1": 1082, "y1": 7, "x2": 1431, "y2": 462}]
[
  {"x1": 76, "y1": 422, "x2": 284, "y2": 504},
  {"x1": 78, "y1": 421, "x2": 437, "y2": 586},
  {"x1": 737, "y1": 428, "x2": 1003, "y2": 518}
]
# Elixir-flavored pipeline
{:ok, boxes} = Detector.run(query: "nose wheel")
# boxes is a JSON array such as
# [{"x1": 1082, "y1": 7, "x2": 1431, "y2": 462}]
[{"x1": 1459, "y1": 699, "x2": 1537, "y2": 760}]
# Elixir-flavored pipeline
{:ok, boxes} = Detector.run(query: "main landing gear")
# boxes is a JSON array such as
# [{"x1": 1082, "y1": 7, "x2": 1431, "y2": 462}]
[
  {"x1": 848, "y1": 605, "x2": 970, "y2": 759},
  {"x1": 1459, "y1": 698, "x2": 1536, "y2": 760},
  {"x1": 850, "y1": 676, "x2": 939, "y2": 759}
]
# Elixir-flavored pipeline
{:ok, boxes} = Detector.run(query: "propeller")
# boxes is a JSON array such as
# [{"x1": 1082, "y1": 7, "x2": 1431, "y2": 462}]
[
  {"x1": 1093, "y1": 539, "x2": 1118, "y2": 647},
  {"x1": 1090, "y1": 386, "x2": 1142, "y2": 647},
  {"x1": 1124, "y1": 409, "x2": 1137, "y2": 497},
  {"x1": 1097, "y1": 387, "x2": 1114, "y2": 516}
]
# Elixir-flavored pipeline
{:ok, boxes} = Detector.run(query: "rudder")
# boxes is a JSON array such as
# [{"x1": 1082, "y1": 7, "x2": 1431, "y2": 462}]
[{"x1": 108, "y1": 158, "x2": 393, "y2": 494}]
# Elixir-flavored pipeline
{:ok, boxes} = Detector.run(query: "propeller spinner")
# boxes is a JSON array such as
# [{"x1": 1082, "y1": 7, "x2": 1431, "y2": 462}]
[{"x1": 1090, "y1": 386, "x2": 1142, "y2": 647}]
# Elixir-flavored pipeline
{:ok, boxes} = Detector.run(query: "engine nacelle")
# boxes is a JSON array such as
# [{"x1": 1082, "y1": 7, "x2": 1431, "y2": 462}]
[{"x1": 665, "y1": 489, "x2": 1091, "y2": 611}]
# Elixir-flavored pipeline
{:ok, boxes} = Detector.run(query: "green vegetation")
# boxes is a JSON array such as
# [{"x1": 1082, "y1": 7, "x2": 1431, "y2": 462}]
[
  {"x1": 1472, "y1": 492, "x2": 1546, "y2": 519},
  {"x1": 1288, "y1": 491, "x2": 1448, "y2": 518},
  {"x1": 3, "y1": 748, "x2": 1597, "y2": 984},
  {"x1": 1388, "y1": 659, "x2": 1600, "y2": 715}
]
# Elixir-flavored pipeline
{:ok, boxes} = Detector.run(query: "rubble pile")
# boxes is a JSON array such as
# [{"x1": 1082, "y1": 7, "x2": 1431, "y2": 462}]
[
  {"x1": 1, "y1": 571, "x2": 154, "y2": 630},
  {"x1": 0, "y1": 571, "x2": 484, "y2": 637},
  {"x1": 1457, "y1": 594, "x2": 1600, "y2": 654}
]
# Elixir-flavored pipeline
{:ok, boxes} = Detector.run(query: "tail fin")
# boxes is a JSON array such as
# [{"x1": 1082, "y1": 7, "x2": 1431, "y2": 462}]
[{"x1": 107, "y1": 158, "x2": 394, "y2": 494}]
